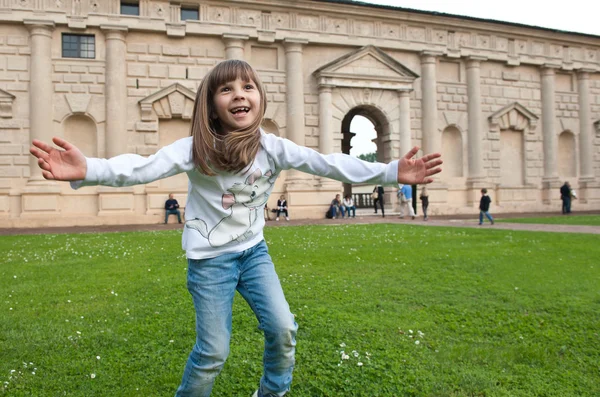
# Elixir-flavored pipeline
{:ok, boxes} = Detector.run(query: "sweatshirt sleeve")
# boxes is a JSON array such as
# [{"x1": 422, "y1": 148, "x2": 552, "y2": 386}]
[
  {"x1": 70, "y1": 137, "x2": 195, "y2": 189},
  {"x1": 260, "y1": 132, "x2": 398, "y2": 185}
]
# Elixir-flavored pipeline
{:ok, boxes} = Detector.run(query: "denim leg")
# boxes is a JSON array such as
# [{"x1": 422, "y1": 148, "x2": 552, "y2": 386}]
[
  {"x1": 484, "y1": 211, "x2": 494, "y2": 222},
  {"x1": 237, "y1": 241, "x2": 297, "y2": 397},
  {"x1": 177, "y1": 210, "x2": 182, "y2": 223},
  {"x1": 175, "y1": 255, "x2": 240, "y2": 397},
  {"x1": 340, "y1": 206, "x2": 346, "y2": 218},
  {"x1": 479, "y1": 211, "x2": 484, "y2": 224},
  {"x1": 165, "y1": 211, "x2": 169, "y2": 224}
]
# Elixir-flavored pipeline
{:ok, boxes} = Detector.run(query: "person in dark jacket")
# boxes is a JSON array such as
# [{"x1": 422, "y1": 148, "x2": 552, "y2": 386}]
[
  {"x1": 164, "y1": 193, "x2": 182, "y2": 224},
  {"x1": 419, "y1": 186, "x2": 429, "y2": 221},
  {"x1": 560, "y1": 181, "x2": 572, "y2": 214},
  {"x1": 372, "y1": 185, "x2": 385, "y2": 217},
  {"x1": 478, "y1": 188, "x2": 494, "y2": 225}
]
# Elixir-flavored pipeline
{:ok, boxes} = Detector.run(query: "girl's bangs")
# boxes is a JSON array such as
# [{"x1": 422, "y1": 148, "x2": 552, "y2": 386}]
[{"x1": 209, "y1": 60, "x2": 260, "y2": 91}]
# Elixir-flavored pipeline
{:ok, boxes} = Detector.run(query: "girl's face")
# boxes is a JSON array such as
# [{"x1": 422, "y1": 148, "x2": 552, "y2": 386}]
[{"x1": 213, "y1": 77, "x2": 261, "y2": 134}]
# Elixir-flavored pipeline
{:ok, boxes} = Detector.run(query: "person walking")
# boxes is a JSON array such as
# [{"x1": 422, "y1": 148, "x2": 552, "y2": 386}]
[
  {"x1": 372, "y1": 185, "x2": 385, "y2": 217},
  {"x1": 398, "y1": 184, "x2": 415, "y2": 220},
  {"x1": 419, "y1": 186, "x2": 429, "y2": 221},
  {"x1": 479, "y1": 188, "x2": 494, "y2": 225}
]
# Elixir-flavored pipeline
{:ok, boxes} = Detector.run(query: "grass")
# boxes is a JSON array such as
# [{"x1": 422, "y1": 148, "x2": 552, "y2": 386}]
[
  {"x1": 1, "y1": 224, "x2": 599, "y2": 396},
  {"x1": 498, "y1": 214, "x2": 600, "y2": 226}
]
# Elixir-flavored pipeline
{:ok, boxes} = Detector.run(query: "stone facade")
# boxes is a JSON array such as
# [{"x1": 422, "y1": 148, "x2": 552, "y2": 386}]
[{"x1": 0, "y1": 0, "x2": 599, "y2": 228}]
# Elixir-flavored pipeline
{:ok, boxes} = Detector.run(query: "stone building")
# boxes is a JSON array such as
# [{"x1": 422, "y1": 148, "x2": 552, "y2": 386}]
[{"x1": 1, "y1": 0, "x2": 599, "y2": 228}]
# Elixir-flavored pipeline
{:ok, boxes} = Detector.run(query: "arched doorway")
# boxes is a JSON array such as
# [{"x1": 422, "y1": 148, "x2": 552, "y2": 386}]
[{"x1": 340, "y1": 105, "x2": 391, "y2": 209}]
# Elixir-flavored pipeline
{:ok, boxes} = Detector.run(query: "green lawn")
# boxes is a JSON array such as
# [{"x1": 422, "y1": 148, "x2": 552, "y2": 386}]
[
  {"x1": 1, "y1": 225, "x2": 599, "y2": 396},
  {"x1": 499, "y1": 214, "x2": 600, "y2": 226}
]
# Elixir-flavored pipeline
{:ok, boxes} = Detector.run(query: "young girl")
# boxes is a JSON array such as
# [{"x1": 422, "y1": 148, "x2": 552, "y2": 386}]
[{"x1": 30, "y1": 60, "x2": 442, "y2": 397}]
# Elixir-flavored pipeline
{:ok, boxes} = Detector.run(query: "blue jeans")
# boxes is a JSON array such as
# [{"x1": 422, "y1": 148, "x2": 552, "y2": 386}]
[
  {"x1": 176, "y1": 241, "x2": 297, "y2": 397},
  {"x1": 165, "y1": 209, "x2": 182, "y2": 223},
  {"x1": 479, "y1": 211, "x2": 494, "y2": 224},
  {"x1": 344, "y1": 205, "x2": 356, "y2": 217}
]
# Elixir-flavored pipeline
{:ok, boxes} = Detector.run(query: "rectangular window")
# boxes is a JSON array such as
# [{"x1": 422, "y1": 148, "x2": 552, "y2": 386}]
[
  {"x1": 181, "y1": 6, "x2": 199, "y2": 21},
  {"x1": 121, "y1": 1, "x2": 140, "y2": 16},
  {"x1": 62, "y1": 34, "x2": 95, "y2": 59}
]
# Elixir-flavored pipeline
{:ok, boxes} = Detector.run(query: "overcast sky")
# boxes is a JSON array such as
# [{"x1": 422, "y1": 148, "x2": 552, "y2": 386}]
[
  {"x1": 353, "y1": 0, "x2": 599, "y2": 36},
  {"x1": 349, "y1": 0, "x2": 599, "y2": 156}
]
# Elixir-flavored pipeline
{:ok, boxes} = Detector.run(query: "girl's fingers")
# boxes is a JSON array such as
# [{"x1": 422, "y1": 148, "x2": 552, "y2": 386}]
[
  {"x1": 52, "y1": 136, "x2": 73, "y2": 151},
  {"x1": 403, "y1": 146, "x2": 420, "y2": 160},
  {"x1": 422, "y1": 152, "x2": 441, "y2": 163},
  {"x1": 31, "y1": 139, "x2": 54, "y2": 154},
  {"x1": 30, "y1": 146, "x2": 49, "y2": 161},
  {"x1": 426, "y1": 167, "x2": 442, "y2": 176},
  {"x1": 425, "y1": 159, "x2": 443, "y2": 169},
  {"x1": 41, "y1": 170, "x2": 54, "y2": 180}
]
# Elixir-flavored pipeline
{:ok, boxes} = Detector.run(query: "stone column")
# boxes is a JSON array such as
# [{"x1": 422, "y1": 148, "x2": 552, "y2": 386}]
[
  {"x1": 577, "y1": 70, "x2": 594, "y2": 180},
  {"x1": 398, "y1": 90, "x2": 411, "y2": 156},
  {"x1": 284, "y1": 38, "x2": 312, "y2": 210},
  {"x1": 21, "y1": 20, "x2": 61, "y2": 218},
  {"x1": 223, "y1": 33, "x2": 248, "y2": 60},
  {"x1": 318, "y1": 85, "x2": 333, "y2": 155},
  {"x1": 25, "y1": 21, "x2": 55, "y2": 185},
  {"x1": 103, "y1": 26, "x2": 128, "y2": 158},
  {"x1": 466, "y1": 57, "x2": 485, "y2": 180},
  {"x1": 420, "y1": 52, "x2": 438, "y2": 156},
  {"x1": 465, "y1": 57, "x2": 488, "y2": 205},
  {"x1": 540, "y1": 65, "x2": 560, "y2": 203},
  {"x1": 576, "y1": 69, "x2": 595, "y2": 203},
  {"x1": 541, "y1": 66, "x2": 559, "y2": 180},
  {"x1": 285, "y1": 38, "x2": 308, "y2": 148}
]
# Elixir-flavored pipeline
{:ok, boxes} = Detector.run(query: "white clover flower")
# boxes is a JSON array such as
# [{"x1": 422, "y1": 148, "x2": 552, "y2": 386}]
[
  {"x1": 340, "y1": 342, "x2": 346, "y2": 348},
  {"x1": 96, "y1": 356, "x2": 101, "y2": 360},
  {"x1": 357, "y1": 362, "x2": 363, "y2": 366},
  {"x1": 415, "y1": 340, "x2": 420, "y2": 345},
  {"x1": 90, "y1": 373, "x2": 96, "y2": 379}
]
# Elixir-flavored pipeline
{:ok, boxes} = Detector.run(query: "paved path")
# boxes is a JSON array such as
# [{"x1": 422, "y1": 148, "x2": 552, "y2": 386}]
[{"x1": 1, "y1": 212, "x2": 598, "y2": 236}]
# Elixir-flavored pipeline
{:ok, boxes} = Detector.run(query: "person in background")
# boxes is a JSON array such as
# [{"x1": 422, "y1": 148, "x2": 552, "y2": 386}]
[
  {"x1": 419, "y1": 186, "x2": 429, "y2": 221},
  {"x1": 276, "y1": 194, "x2": 289, "y2": 221},
  {"x1": 398, "y1": 184, "x2": 415, "y2": 220},
  {"x1": 372, "y1": 185, "x2": 385, "y2": 217},
  {"x1": 479, "y1": 188, "x2": 494, "y2": 225},
  {"x1": 343, "y1": 194, "x2": 356, "y2": 218},
  {"x1": 164, "y1": 193, "x2": 182, "y2": 224},
  {"x1": 560, "y1": 181, "x2": 572, "y2": 214},
  {"x1": 329, "y1": 194, "x2": 346, "y2": 219}
]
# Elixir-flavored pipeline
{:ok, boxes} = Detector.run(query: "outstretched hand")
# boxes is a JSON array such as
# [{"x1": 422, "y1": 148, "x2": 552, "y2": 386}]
[
  {"x1": 29, "y1": 137, "x2": 87, "y2": 181},
  {"x1": 397, "y1": 146, "x2": 442, "y2": 185}
]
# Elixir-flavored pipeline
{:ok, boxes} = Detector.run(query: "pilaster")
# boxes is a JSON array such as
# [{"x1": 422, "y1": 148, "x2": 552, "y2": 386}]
[
  {"x1": 420, "y1": 51, "x2": 439, "y2": 155},
  {"x1": 102, "y1": 26, "x2": 128, "y2": 158},
  {"x1": 223, "y1": 33, "x2": 248, "y2": 60}
]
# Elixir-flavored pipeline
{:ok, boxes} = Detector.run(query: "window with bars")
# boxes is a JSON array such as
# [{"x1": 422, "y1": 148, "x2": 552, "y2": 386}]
[{"x1": 62, "y1": 34, "x2": 95, "y2": 59}]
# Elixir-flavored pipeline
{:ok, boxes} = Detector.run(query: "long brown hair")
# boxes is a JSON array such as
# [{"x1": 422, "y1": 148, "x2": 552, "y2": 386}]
[{"x1": 190, "y1": 60, "x2": 267, "y2": 175}]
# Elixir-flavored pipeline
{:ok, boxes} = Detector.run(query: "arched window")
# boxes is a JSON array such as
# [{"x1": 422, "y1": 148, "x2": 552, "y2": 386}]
[
  {"x1": 558, "y1": 131, "x2": 576, "y2": 178},
  {"x1": 441, "y1": 126, "x2": 463, "y2": 178},
  {"x1": 63, "y1": 115, "x2": 97, "y2": 157}
]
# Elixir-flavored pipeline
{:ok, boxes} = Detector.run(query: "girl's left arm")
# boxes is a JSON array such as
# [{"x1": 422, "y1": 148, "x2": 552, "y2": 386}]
[{"x1": 261, "y1": 133, "x2": 398, "y2": 185}]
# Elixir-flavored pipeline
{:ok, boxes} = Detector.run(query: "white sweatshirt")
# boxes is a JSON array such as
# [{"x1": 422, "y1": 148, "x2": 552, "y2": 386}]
[{"x1": 72, "y1": 131, "x2": 399, "y2": 259}]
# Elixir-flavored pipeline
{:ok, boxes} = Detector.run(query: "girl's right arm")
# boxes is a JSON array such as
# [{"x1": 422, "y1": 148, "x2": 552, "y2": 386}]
[{"x1": 30, "y1": 136, "x2": 194, "y2": 188}]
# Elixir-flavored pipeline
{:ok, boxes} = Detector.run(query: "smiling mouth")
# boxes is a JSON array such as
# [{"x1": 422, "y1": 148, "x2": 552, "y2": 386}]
[{"x1": 230, "y1": 107, "x2": 250, "y2": 114}]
